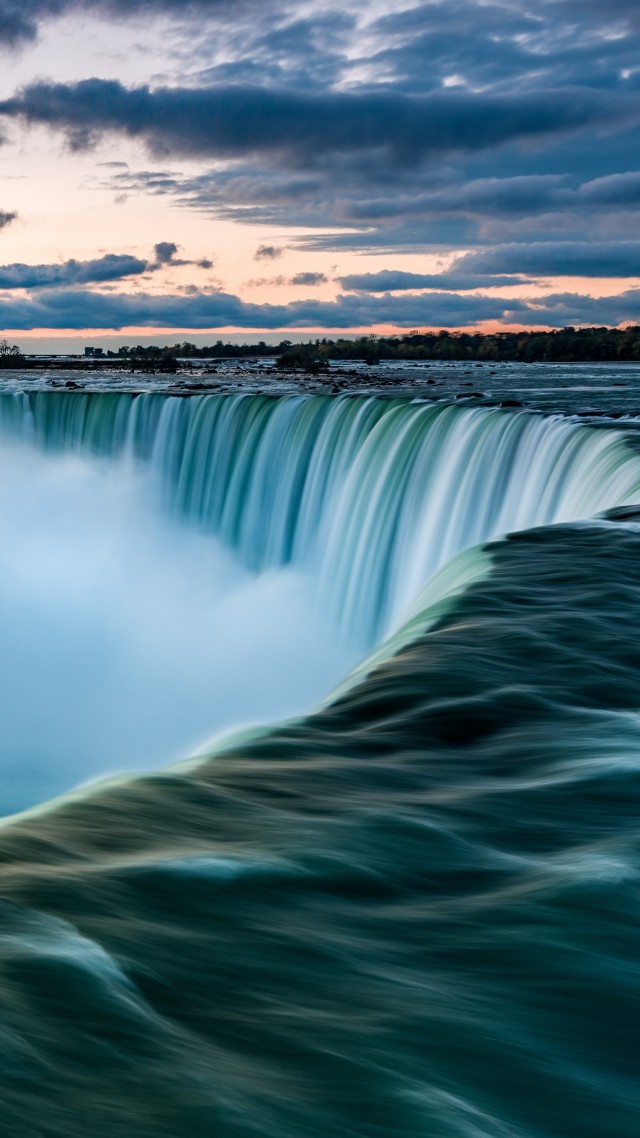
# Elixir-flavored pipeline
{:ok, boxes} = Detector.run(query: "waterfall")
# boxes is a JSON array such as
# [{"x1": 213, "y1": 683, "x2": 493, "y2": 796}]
[
  {"x1": 2, "y1": 391, "x2": 640, "y2": 1138},
  {"x1": 1, "y1": 391, "x2": 640, "y2": 644}
]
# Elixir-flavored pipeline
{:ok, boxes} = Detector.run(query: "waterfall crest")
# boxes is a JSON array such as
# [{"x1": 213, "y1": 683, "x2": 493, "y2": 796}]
[{"x1": 2, "y1": 391, "x2": 640, "y2": 643}]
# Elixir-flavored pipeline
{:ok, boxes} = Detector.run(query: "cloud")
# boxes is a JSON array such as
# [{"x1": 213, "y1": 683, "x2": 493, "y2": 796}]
[
  {"x1": 455, "y1": 242, "x2": 640, "y2": 278},
  {"x1": 0, "y1": 284, "x2": 525, "y2": 329},
  {"x1": 0, "y1": 210, "x2": 18, "y2": 230},
  {"x1": 245, "y1": 275, "x2": 287, "y2": 288},
  {"x1": 0, "y1": 281, "x2": 638, "y2": 332},
  {"x1": 254, "y1": 245, "x2": 284, "y2": 261},
  {"x1": 339, "y1": 243, "x2": 640, "y2": 291},
  {"x1": 105, "y1": 153, "x2": 640, "y2": 252},
  {"x1": 0, "y1": 244, "x2": 216, "y2": 289},
  {"x1": 151, "y1": 241, "x2": 212, "y2": 270},
  {"x1": 578, "y1": 171, "x2": 640, "y2": 206},
  {"x1": 339, "y1": 270, "x2": 527, "y2": 292},
  {"x1": 3, "y1": 0, "x2": 640, "y2": 326},
  {"x1": 289, "y1": 169, "x2": 640, "y2": 230},
  {"x1": 29, "y1": 0, "x2": 637, "y2": 268},
  {"x1": 0, "y1": 252, "x2": 147, "y2": 289},
  {"x1": 290, "y1": 272, "x2": 327, "y2": 286},
  {"x1": 367, "y1": 0, "x2": 640, "y2": 104},
  {"x1": 247, "y1": 271, "x2": 328, "y2": 287},
  {"x1": 153, "y1": 241, "x2": 179, "y2": 264},
  {"x1": 510, "y1": 289, "x2": 640, "y2": 326},
  {"x1": 0, "y1": 0, "x2": 253, "y2": 48},
  {"x1": 0, "y1": 79, "x2": 630, "y2": 165}
]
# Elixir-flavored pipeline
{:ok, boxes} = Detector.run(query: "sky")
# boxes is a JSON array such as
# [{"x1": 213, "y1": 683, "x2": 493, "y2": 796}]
[{"x1": 0, "y1": 0, "x2": 639, "y2": 347}]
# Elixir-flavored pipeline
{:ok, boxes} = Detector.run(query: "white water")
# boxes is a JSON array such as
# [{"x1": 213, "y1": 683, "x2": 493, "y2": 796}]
[
  {"x1": 0, "y1": 441, "x2": 356, "y2": 814},
  {"x1": 1, "y1": 391, "x2": 640, "y2": 813}
]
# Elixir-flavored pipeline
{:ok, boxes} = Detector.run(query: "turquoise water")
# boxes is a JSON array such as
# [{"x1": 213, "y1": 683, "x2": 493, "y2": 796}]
[{"x1": 0, "y1": 391, "x2": 638, "y2": 1136}]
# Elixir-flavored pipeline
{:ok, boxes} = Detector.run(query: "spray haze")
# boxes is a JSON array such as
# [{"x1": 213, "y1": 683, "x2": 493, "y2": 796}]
[{"x1": 0, "y1": 438, "x2": 355, "y2": 814}]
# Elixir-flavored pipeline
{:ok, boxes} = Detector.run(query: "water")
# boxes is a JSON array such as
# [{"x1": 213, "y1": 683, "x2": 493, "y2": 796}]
[
  {"x1": 0, "y1": 438, "x2": 356, "y2": 813},
  {"x1": 0, "y1": 384, "x2": 638, "y2": 1137},
  {"x1": 5, "y1": 358, "x2": 640, "y2": 419},
  {"x1": 3, "y1": 390, "x2": 640, "y2": 644}
]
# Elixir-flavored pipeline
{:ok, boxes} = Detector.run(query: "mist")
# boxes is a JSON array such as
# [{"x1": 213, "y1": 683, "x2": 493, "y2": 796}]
[{"x1": 0, "y1": 441, "x2": 357, "y2": 816}]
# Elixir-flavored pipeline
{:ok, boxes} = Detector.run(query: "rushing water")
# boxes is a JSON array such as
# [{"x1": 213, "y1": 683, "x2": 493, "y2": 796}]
[
  {"x1": 0, "y1": 389, "x2": 638, "y2": 1137},
  {"x1": 3, "y1": 391, "x2": 640, "y2": 643}
]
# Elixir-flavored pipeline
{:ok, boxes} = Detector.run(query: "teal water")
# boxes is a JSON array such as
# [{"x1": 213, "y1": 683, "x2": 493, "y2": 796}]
[
  {"x1": 0, "y1": 392, "x2": 638, "y2": 1136},
  {"x1": 3, "y1": 392, "x2": 640, "y2": 641}
]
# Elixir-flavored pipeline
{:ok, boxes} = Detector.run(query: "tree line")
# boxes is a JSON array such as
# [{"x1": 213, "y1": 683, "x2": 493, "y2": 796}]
[
  {"x1": 2, "y1": 327, "x2": 640, "y2": 369},
  {"x1": 274, "y1": 327, "x2": 640, "y2": 366},
  {"x1": 117, "y1": 327, "x2": 640, "y2": 366}
]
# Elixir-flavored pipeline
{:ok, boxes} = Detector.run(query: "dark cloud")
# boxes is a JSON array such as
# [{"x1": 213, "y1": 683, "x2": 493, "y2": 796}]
[
  {"x1": 193, "y1": 11, "x2": 356, "y2": 93},
  {"x1": 3, "y1": 0, "x2": 640, "y2": 323},
  {"x1": 290, "y1": 272, "x2": 327, "y2": 286},
  {"x1": 455, "y1": 243, "x2": 640, "y2": 278},
  {"x1": 254, "y1": 245, "x2": 284, "y2": 261},
  {"x1": 153, "y1": 241, "x2": 179, "y2": 264},
  {"x1": 340, "y1": 245, "x2": 640, "y2": 291},
  {"x1": 0, "y1": 79, "x2": 629, "y2": 165},
  {"x1": 288, "y1": 169, "x2": 640, "y2": 229},
  {"x1": 339, "y1": 270, "x2": 527, "y2": 292},
  {"x1": 12, "y1": 71, "x2": 637, "y2": 272},
  {"x1": 0, "y1": 210, "x2": 17, "y2": 230},
  {"x1": 152, "y1": 241, "x2": 212, "y2": 270},
  {"x1": 367, "y1": 0, "x2": 640, "y2": 102},
  {"x1": 0, "y1": 282, "x2": 638, "y2": 331},
  {"x1": 105, "y1": 155, "x2": 640, "y2": 253},
  {"x1": 551, "y1": 0, "x2": 640, "y2": 31},
  {"x1": 0, "y1": 244, "x2": 216, "y2": 289},
  {"x1": 0, "y1": 0, "x2": 252, "y2": 48},
  {"x1": 0, "y1": 285, "x2": 525, "y2": 329},
  {"x1": 509, "y1": 289, "x2": 640, "y2": 327},
  {"x1": 0, "y1": 252, "x2": 146, "y2": 288},
  {"x1": 579, "y1": 172, "x2": 640, "y2": 205}
]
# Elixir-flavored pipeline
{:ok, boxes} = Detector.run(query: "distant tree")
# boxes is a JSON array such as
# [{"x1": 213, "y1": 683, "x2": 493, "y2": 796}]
[
  {"x1": 0, "y1": 338, "x2": 22, "y2": 356},
  {"x1": 0, "y1": 339, "x2": 25, "y2": 367},
  {"x1": 129, "y1": 345, "x2": 178, "y2": 373},
  {"x1": 276, "y1": 343, "x2": 329, "y2": 373}
]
